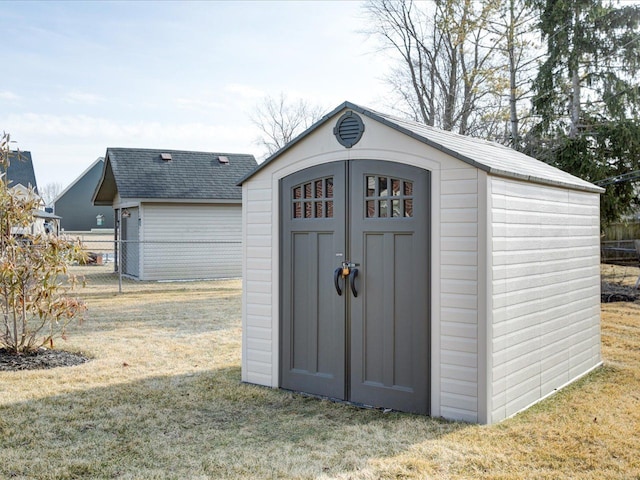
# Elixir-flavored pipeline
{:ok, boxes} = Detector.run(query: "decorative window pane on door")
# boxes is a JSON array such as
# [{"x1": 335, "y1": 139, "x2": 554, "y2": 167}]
[
  {"x1": 365, "y1": 176, "x2": 414, "y2": 218},
  {"x1": 292, "y1": 177, "x2": 334, "y2": 219}
]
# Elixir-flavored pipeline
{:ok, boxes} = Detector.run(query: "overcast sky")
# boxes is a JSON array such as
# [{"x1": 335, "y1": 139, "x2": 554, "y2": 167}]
[{"x1": 1, "y1": 1, "x2": 391, "y2": 189}]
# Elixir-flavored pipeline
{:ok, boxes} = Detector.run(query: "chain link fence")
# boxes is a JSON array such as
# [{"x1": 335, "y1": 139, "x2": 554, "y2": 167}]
[
  {"x1": 601, "y1": 239, "x2": 639, "y2": 265},
  {"x1": 67, "y1": 237, "x2": 242, "y2": 294}
]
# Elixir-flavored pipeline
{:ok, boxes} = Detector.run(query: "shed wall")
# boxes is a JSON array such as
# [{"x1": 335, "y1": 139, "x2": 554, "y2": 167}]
[
  {"x1": 243, "y1": 182, "x2": 275, "y2": 386},
  {"x1": 241, "y1": 114, "x2": 483, "y2": 422},
  {"x1": 141, "y1": 203, "x2": 242, "y2": 280},
  {"x1": 440, "y1": 167, "x2": 480, "y2": 422},
  {"x1": 489, "y1": 177, "x2": 601, "y2": 423}
]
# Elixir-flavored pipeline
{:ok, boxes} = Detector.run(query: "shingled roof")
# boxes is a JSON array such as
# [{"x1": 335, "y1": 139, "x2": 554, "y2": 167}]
[
  {"x1": 93, "y1": 148, "x2": 257, "y2": 205},
  {"x1": 2, "y1": 151, "x2": 38, "y2": 193},
  {"x1": 240, "y1": 101, "x2": 603, "y2": 194}
]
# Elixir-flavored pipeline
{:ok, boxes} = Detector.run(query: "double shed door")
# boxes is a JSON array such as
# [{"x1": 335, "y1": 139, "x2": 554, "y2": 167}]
[{"x1": 280, "y1": 160, "x2": 430, "y2": 414}]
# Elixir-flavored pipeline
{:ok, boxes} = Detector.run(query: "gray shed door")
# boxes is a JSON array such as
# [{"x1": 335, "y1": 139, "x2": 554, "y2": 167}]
[{"x1": 280, "y1": 160, "x2": 430, "y2": 414}]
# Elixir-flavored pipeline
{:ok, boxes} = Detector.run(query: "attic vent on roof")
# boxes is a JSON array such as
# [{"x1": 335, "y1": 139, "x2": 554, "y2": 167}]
[
  {"x1": 161, "y1": 153, "x2": 172, "y2": 161},
  {"x1": 218, "y1": 155, "x2": 229, "y2": 165},
  {"x1": 333, "y1": 111, "x2": 365, "y2": 148}
]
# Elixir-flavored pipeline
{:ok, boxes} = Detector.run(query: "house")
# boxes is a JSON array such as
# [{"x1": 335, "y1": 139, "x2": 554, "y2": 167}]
[
  {"x1": 5, "y1": 151, "x2": 38, "y2": 192},
  {"x1": 3, "y1": 151, "x2": 60, "y2": 235},
  {"x1": 54, "y1": 158, "x2": 115, "y2": 232},
  {"x1": 239, "y1": 101, "x2": 604, "y2": 424},
  {"x1": 92, "y1": 148, "x2": 257, "y2": 281}
]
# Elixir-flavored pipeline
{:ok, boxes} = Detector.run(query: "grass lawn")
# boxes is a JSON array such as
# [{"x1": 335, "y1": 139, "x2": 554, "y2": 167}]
[{"x1": 1, "y1": 269, "x2": 639, "y2": 479}]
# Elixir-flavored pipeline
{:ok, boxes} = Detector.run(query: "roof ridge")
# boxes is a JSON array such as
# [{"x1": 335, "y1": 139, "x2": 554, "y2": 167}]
[
  {"x1": 356, "y1": 105, "x2": 517, "y2": 152},
  {"x1": 239, "y1": 100, "x2": 604, "y2": 194},
  {"x1": 106, "y1": 147, "x2": 254, "y2": 157},
  {"x1": 94, "y1": 147, "x2": 258, "y2": 204}
]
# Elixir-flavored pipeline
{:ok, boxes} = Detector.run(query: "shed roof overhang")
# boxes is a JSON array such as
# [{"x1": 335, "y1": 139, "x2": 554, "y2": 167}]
[
  {"x1": 33, "y1": 210, "x2": 61, "y2": 220},
  {"x1": 92, "y1": 156, "x2": 117, "y2": 206}
]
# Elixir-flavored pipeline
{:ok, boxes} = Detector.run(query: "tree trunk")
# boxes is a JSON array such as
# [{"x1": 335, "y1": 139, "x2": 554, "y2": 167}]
[
  {"x1": 443, "y1": 46, "x2": 457, "y2": 131},
  {"x1": 508, "y1": 0, "x2": 519, "y2": 147},
  {"x1": 569, "y1": 69, "x2": 581, "y2": 138},
  {"x1": 568, "y1": 1, "x2": 581, "y2": 139}
]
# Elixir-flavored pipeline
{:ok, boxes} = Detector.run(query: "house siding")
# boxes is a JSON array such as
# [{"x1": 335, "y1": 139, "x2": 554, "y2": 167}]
[
  {"x1": 55, "y1": 160, "x2": 114, "y2": 231},
  {"x1": 141, "y1": 203, "x2": 242, "y2": 280},
  {"x1": 489, "y1": 177, "x2": 601, "y2": 423}
]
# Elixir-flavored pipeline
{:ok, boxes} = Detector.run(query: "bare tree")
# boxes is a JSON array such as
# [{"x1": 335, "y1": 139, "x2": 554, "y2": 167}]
[
  {"x1": 39, "y1": 182, "x2": 63, "y2": 207},
  {"x1": 250, "y1": 93, "x2": 325, "y2": 157},
  {"x1": 364, "y1": 0, "x2": 439, "y2": 126},
  {"x1": 484, "y1": 0, "x2": 539, "y2": 148},
  {"x1": 364, "y1": 0, "x2": 533, "y2": 140}
]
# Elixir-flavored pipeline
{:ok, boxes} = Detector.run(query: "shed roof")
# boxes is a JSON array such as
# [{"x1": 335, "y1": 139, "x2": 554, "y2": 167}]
[
  {"x1": 240, "y1": 101, "x2": 604, "y2": 194},
  {"x1": 34, "y1": 210, "x2": 61, "y2": 220},
  {"x1": 93, "y1": 148, "x2": 257, "y2": 205},
  {"x1": 2, "y1": 151, "x2": 38, "y2": 193}
]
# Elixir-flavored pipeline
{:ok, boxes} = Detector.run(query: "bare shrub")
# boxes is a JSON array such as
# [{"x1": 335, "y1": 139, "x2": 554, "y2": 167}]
[{"x1": 0, "y1": 132, "x2": 86, "y2": 354}]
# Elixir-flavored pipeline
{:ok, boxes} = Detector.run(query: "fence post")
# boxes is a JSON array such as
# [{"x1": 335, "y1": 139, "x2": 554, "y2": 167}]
[
  {"x1": 118, "y1": 239, "x2": 122, "y2": 294},
  {"x1": 118, "y1": 209, "x2": 123, "y2": 294}
]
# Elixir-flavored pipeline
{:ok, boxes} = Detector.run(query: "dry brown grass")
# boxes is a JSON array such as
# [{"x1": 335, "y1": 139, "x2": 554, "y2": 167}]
[{"x1": 1, "y1": 273, "x2": 639, "y2": 479}]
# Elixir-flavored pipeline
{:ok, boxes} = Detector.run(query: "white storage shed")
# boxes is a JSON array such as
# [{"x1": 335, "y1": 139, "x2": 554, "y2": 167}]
[
  {"x1": 239, "y1": 101, "x2": 603, "y2": 424},
  {"x1": 93, "y1": 148, "x2": 257, "y2": 281}
]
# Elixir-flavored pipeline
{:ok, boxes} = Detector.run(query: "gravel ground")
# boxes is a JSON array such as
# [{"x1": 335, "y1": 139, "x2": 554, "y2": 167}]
[{"x1": 0, "y1": 348, "x2": 89, "y2": 371}]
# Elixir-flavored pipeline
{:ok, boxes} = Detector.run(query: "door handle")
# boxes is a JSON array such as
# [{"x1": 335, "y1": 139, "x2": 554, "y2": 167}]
[
  {"x1": 349, "y1": 268, "x2": 359, "y2": 297},
  {"x1": 334, "y1": 267, "x2": 343, "y2": 296}
]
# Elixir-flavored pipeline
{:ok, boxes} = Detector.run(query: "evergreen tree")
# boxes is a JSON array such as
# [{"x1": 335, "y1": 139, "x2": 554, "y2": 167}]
[{"x1": 526, "y1": 0, "x2": 640, "y2": 225}]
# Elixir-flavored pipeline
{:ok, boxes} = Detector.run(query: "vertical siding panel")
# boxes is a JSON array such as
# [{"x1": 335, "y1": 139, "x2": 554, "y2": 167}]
[
  {"x1": 439, "y1": 167, "x2": 479, "y2": 422},
  {"x1": 243, "y1": 181, "x2": 274, "y2": 387}
]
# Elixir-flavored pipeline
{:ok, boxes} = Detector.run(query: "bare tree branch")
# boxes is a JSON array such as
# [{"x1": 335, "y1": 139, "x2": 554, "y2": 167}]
[
  {"x1": 362, "y1": 0, "x2": 538, "y2": 145},
  {"x1": 39, "y1": 182, "x2": 63, "y2": 207},
  {"x1": 250, "y1": 93, "x2": 325, "y2": 157}
]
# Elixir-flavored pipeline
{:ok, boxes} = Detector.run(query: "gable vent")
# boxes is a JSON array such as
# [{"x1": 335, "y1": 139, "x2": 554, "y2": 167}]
[
  {"x1": 218, "y1": 155, "x2": 229, "y2": 164},
  {"x1": 333, "y1": 111, "x2": 365, "y2": 148},
  {"x1": 161, "y1": 153, "x2": 172, "y2": 161}
]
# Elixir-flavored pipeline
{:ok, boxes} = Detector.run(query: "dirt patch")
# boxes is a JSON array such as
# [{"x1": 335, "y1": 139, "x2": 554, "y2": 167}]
[{"x1": 0, "y1": 348, "x2": 89, "y2": 371}]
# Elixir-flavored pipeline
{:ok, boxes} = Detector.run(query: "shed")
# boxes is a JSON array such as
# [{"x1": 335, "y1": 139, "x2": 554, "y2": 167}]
[
  {"x1": 54, "y1": 158, "x2": 115, "y2": 231},
  {"x1": 93, "y1": 148, "x2": 257, "y2": 281},
  {"x1": 239, "y1": 101, "x2": 604, "y2": 424}
]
